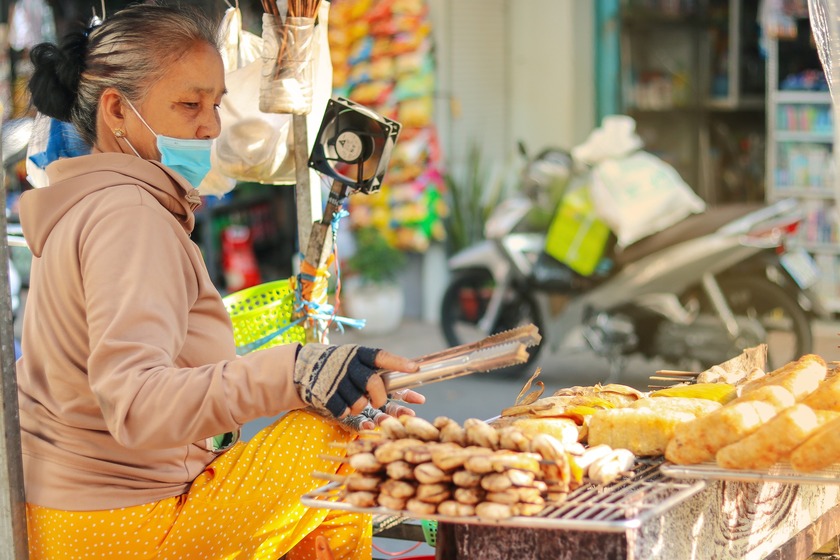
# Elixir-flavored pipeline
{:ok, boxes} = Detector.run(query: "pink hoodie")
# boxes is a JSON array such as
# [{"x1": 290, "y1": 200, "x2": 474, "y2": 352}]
[{"x1": 17, "y1": 152, "x2": 304, "y2": 511}]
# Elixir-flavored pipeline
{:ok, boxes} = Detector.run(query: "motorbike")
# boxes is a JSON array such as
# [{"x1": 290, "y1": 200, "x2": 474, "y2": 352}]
[{"x1": 440, "y1": 146, "x2": 825, "y2": 379}]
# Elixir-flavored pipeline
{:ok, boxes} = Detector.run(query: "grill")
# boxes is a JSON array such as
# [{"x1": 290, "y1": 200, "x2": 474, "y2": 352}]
[
  {"x1": 301, "y1": 457, "x2": 706, "y2": 533},
  {"x1": 661, "y1": 460, "x2": 840, "y2": 485}
]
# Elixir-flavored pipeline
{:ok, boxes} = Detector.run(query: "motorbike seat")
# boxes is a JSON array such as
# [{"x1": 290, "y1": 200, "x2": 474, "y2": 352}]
[{"x1": 611, "y1": 203, "x2": 763, "y2": 269}]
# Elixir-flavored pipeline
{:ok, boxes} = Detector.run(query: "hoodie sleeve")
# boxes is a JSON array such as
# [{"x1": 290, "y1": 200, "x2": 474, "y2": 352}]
[{"x1": 80, "y1": 199, "x2": 305, "y2": 449}]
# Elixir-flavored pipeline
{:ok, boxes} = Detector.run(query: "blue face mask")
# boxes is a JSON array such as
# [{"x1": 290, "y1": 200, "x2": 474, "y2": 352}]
[{"x1": 123, "y1": 99, "x2": 213, "y2": 188}]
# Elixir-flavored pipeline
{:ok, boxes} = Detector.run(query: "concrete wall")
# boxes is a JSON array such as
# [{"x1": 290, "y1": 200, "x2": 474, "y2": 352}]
[
  {"x1": 430, "y1": 0, "x2": 596, "y2": 171},
  {"x1": 414, "y1": 1, "x2": 596, "y2": 323}
]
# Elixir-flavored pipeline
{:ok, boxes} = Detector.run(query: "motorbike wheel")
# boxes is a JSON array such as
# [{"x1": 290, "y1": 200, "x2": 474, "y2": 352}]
[
  {"x1": 440, "y1": 269, "x2": 543, "y2": 379},
  {"x1": 687, "y1": 276, "x2": 812, "y2": 371}
]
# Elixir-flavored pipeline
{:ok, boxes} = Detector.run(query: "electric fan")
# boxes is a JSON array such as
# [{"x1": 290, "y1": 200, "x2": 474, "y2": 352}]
[{"x1": 308, "y1": 97, "x2": 401, "y2": 194}]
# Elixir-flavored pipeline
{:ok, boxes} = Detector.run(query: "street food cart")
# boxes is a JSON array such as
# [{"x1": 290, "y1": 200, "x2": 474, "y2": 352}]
[{"x1": 301, "y1": 347, "x2": 840, "y2": 560}]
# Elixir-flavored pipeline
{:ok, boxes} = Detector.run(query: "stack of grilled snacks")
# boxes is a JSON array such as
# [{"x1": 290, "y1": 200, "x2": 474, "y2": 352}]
[
  {"x1": 322, "y1": 415, "x2": 636, "y2": 522},
  {"x1": 665, "y1": 354, "x2": 840, "y2": 472}
]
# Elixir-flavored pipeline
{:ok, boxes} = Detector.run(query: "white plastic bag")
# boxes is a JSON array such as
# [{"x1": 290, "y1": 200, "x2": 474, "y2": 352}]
[
  {"x1": 571, "y1": 115, "x2": 643, "y2": 166},
  {"x1": 199, "y1": 3, "x2": 332, "y2": 195},
  {"x1": 26, "y1": 111, "x2": 91, "y2": 188},
  {"x1": 590, "y1": 151, "x2": 706, "y2": 248}
]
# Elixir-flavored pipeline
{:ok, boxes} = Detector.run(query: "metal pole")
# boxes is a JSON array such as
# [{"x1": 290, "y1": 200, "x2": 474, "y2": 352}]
[{"x1": 0, "y1": 111, "x2": 30, "y2": 558}]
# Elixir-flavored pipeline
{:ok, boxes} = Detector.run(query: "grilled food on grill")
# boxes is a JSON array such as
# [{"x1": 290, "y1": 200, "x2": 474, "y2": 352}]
[
  {"x1": 414, "y1": 462, "x2": 452, "y2": 484},
  {"x1": 326, "y1": 415, "x2": 636, "y2": 520},
  {"x1": 452, "y1": 469, "x2": 482, "y2": 488},
  {"x1": 648, "y1": 384, "x2": 736, "y2": 405},
  {"x1": 697, "y1": 365, "x2": 765, "y2": 385},
  {"x1": 728, "y1": 384, "x2": 796, "y2": 410},
  {"x1": 377, "y1": 493, "x2": 407, "y2": 511},
  {"x1": 438, "y1": 500, "x2": 475, "y2": 517},
  {"x1": 587, "y1": 449, "x2": 636, "y2": 485},
  {"x1": 464, "y1": 418, "x2": 500, "y2": 449},
  {"x1": 402, "y1": 416, "x2": 441, "y2": 441},
  {"x1": 345, "y1": 474, "x2": 382, "y2": 492},
  {"x1": 475, "y1": 501, "x2": 513, "y2": 521},
  {"x1": 589, "y1": 407, "x2": 696, "y2": 457},
  {"x1": 739, "y1": 354, "x2": 827, "y2": 401},
  {"x1": 715, "y1": 404, "x2": 820, "y2": 470},
  {"x1": 552, "y1": 383, "x2": 645, "y2": 406},
  {"x1": 373, "y1": 438, "x2": 423, "y2": 463},
  {"x1": 385, "y1": 460, "x2": 415, "y2": 480},
  {"x1": 665, "y1": 400, "x2": 780, "y2": 465},
  {"x1": 802, "y1": 373, "x2": 840, "y2": 411},
  {"x1": 790, "y1": 414, "x2": 840, "y2": 472},
  {"x1": 434, "y1": 416, "x2": 468, "y2": 446},
  {"x1": 630, "y1": 396, "x2": 722, "y2": 416},
  {"x1": 381, "y1": 479, "x2": 416, "y2": 499},
  {"x1": 504, "y1": 417, "x2": 581, "y2": 446}
]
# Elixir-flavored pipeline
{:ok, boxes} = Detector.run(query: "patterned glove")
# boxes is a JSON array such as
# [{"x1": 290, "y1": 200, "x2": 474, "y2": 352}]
[{"x1": 294, "y1": 344, "x2": 381, "y2": 419}]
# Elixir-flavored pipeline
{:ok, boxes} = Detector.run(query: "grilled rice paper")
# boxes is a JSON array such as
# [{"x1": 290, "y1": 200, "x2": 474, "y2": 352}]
[
  {"x1": 715, "y1": 404, "x2": 821, "y2": 470},
  {"x1": 790, "y1": 413, "x2": 840, "y2": 472},
  {"x1": 665, "y1": 400, "x2": 781, "y2": 465},
  {"x1": 728, "y1": 384, "x2": 797, "y2": 410},
  {"x1": 801, "y1": 372, "x2": 840, "y2": 411},
  {"x1": 739, "y1": 354, "x2": 826, "y2": 401}
]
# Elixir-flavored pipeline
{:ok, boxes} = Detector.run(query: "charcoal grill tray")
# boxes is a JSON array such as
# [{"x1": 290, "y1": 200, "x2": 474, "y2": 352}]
[{"x1": 301, "y1": 457, "x2": 706, "y2": 533}]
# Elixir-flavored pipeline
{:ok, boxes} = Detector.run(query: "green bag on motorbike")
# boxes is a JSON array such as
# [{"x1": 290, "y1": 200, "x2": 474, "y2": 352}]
[{"x1": 544, "y1": 182, "x2": 610, "y2": 276}]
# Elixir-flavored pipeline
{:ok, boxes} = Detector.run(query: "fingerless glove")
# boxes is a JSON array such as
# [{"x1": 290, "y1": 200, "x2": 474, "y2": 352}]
[{"x1": 293, "y1": 344, "x2": 381, "y2": 419}]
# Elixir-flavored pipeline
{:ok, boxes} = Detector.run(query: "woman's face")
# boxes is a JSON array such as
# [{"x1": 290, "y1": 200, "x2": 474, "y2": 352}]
[{"x1": 121, "y1": 41, "x2": 226, "y2": 160}]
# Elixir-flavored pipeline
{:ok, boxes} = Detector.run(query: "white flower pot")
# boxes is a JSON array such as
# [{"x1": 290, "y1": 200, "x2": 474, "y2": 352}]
[{"x1": 342, "y1": 278, "x2": 405, "y2": 336}]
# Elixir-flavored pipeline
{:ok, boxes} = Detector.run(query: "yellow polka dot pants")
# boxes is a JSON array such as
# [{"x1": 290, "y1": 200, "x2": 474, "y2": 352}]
[{"x1": 26, "y1": 410, "x2": 372, "y2": 559}]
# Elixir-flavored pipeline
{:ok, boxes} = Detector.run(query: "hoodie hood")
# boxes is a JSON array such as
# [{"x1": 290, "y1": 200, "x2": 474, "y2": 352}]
[{"x1": 19, "y1": 152, "x2": 202, "y2": 257}]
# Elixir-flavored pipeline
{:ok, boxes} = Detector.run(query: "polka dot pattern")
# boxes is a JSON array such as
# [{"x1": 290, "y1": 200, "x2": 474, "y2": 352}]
[{"x1": 26, "y1": 410, "x2": 372, "y2": 559}]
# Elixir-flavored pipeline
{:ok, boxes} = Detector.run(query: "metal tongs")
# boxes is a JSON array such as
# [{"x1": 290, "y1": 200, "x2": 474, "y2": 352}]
[{"x1": 381, "y1": 324, "x2": 542, "y2": 392}]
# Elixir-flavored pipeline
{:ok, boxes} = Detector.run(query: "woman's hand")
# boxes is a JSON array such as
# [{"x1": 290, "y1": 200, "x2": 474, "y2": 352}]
[
  {"x1": 348, "y1": 387, "x2": 427, "y2": 431},
  {"x1": 293, "y1": 344, "x2": 419, "y2": 421},
  {"x1": 358, "y1": 350, "x2": 420, "y2": 413}
]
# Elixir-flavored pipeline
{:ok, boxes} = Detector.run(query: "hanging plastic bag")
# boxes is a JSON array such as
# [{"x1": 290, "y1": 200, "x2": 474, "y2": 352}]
[
  {"x1": 259, "y1": 14, "x2": 316, "y2": 115},
  {"x1": 544, "y1": 174, "x2": 611, "y2": 276},
  {"x1": 25, "y1": 112, "x2": 91, "y2": 188},
  {"x1": 590, "y1": 151, "x2": 706, "y2": 248},
  {"x1": 200, "y1": 2, "x2": 332, "y2": 193}
]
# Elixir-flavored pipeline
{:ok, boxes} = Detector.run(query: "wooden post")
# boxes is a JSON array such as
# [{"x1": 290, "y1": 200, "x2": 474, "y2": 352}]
[
  {"x1": 0, "y1": 112, "x2": 30, "y2": 558},
  {"x1": 292, "y1": 113, "x2": 330, "y2": 344},
  {"x1": 293, "y1": 113, "x2": 320, "y2": 261}
]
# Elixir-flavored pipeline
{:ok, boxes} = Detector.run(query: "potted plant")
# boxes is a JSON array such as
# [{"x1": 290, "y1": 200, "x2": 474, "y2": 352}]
[
  {"x1": 443, "y1": 142, "x2": 506, "y2": 255},
  {"x1": 341, "y1": 227, "x2": 407, "y2": 335}
]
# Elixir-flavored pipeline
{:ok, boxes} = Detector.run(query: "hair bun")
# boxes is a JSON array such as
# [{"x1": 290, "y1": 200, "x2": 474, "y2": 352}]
[{"x1": 29, "y1": 31, "x2": 87, "y2": 122}]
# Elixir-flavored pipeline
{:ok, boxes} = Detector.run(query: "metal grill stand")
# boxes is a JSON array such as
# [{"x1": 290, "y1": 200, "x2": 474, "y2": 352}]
[{"x1": 433, "y1": 466, "x2": 840, "y2": 559}]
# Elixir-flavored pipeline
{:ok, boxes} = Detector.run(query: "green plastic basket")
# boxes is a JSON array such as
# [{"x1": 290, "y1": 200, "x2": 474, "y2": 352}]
[
  {"x1": 223, "y1": 279, "x2": 306, "y2": 353},
  {"x1": 421, "y1": 519, "x2": 437, "y2": 547}
]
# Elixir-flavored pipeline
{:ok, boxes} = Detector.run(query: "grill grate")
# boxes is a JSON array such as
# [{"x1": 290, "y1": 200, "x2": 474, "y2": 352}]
[
  {"x1": 661, "y1": 460, "x2": 840, "y2": 485},
  {"x1": 302, "y1": 457, "x2": 706, "y2": 533}
]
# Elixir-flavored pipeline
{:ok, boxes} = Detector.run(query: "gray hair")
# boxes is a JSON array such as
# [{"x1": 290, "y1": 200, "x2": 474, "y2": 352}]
[{"x1": 29, "y1": 3, "x2": 220, "y2": 146}]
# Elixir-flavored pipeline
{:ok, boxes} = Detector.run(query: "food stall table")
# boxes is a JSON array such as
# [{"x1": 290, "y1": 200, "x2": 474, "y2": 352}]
[{"x1": 435, "y1": 471, "x2": 840, "y2": 560}]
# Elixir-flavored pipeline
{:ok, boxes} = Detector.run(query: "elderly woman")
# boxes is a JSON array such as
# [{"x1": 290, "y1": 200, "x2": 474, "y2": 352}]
[{"x1": 18, "y1": 3, "x2": 421, "y2": 559}]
